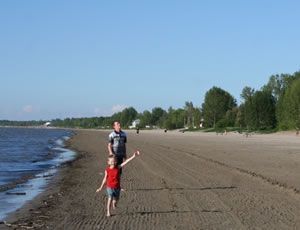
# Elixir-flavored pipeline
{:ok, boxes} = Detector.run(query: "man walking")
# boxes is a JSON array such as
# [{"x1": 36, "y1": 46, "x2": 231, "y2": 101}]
[{"x1": 108, "y1": 121, "x2": 127, "y2": 170}]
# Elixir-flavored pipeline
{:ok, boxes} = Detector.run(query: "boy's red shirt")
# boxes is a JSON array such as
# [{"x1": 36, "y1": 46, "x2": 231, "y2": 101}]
[{"x1": 106, "y1": 166, "x2": 121, "y2": 189}]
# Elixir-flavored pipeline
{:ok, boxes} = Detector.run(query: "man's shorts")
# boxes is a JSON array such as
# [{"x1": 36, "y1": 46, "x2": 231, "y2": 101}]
[
  {"x1": 115, "y1": 154, "x2": 125, "y2": 174},
  {"x1": 106, "y1": 187, "x2": 121, "y2": 199},
  {"x1": 115, "y1": 154, "x2": 125, "y2": 165}
]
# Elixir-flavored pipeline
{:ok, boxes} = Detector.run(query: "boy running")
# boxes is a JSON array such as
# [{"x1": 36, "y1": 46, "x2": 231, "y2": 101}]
[{"x1": 96, "y1": 150, "x2": 140, "y2": 217}]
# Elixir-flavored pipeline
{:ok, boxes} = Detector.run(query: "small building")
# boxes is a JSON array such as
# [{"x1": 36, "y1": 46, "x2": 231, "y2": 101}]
[
  {"x1": 200, "y1": 118, "x2": 204, "y2": 128},
  {"x1": 44, "y1": 122, "x2": 51, "y2": 127},
  {"x1": 129, "y1": 119, "x2": 140, "y2": 129}
]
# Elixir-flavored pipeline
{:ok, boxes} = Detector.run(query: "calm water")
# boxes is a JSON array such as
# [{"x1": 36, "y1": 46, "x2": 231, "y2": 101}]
[{"x1": 0, "y1": 127, "x2": 76, "y2": 220}]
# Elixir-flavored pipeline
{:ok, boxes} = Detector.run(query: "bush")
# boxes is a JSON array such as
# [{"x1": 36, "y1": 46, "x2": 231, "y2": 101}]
[{"x1": 215, "y1": 118, "x2": 228, "y2": 128}]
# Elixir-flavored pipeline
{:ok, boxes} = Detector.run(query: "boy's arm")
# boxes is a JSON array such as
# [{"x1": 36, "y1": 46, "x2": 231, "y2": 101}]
[
  {"x1": 96, "y1": 170, "x2": 108, "y2": 193},
  {"x1": 120, "y1": 151, "x2": 140, "y2": 168}
]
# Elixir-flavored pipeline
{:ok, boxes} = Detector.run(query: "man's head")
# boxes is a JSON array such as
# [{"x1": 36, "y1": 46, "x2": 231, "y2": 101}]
[{"x1": 113, "y1": 121, "x2": 121, "y2": 132}]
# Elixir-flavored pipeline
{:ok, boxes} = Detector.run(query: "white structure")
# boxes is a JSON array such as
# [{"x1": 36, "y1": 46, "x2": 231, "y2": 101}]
[
  {"x1": 44, "y1": 122, "x2": 51, "y2": 127},
  {"x1": 129, "y1": 119, "x2": 140, "y2": 129},
  {"x1": 200, "y1": 118, "x2": 204, "y2": 128}
]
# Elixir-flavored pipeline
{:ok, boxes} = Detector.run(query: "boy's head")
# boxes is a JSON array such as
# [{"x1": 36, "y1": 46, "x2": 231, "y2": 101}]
[
  {"x1": 107, "y1": 155, "x2": 117, "y2": 166},
  {"x1": 113, "y1": 121, "x2": 121, "y2": 132}
]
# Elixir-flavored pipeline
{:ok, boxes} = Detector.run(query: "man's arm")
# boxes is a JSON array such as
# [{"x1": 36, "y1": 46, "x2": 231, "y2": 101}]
[
  {"x1": 107, "y1": 142, "x2": 114, "y2": 156},
  {"x1": 123, "y1": 132, "x2": 127, "y2": 159},
  {"x1": 120, "y1": 151, "x2": 140, "y2": 168},
  {"x1": 108, "y1": 133, "x2": 114, "y2": 155}
]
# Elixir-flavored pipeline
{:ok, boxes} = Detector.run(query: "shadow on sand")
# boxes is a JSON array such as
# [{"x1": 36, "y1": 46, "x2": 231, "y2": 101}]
[{"x1": 127, "y1": 186, "x2": 237, "y2": 192}]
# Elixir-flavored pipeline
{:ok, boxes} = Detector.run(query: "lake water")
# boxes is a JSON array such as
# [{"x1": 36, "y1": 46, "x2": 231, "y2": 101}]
[{"x1": 0, "y1": 127, "x2": 76, "y2": 221}]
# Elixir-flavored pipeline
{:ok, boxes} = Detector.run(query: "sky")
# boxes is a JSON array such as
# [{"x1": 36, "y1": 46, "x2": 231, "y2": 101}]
[{"x1": 1, "y1": 1, "x2": 300, "y2": 120}]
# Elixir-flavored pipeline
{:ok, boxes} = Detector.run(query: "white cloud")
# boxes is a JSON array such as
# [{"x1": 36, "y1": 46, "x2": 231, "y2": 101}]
[
  {"x1": 93, "y1": 104, "x2": 128, "y2": 117},
  {"x1": 23, "y1": 105, "x2": 33, "y2": 113},
  {"x1": 111, "y1": 104, "x2": 128, "y2": 113},
  {"x1": 94, "y1": 108, "x2": 108, "y2": 116}
]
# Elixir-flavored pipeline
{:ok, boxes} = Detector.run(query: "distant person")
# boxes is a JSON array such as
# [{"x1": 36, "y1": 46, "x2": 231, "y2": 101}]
[
  {"x1": 136, "y1": 127, "x2": 139, "y2": 134},
  {"x1": 96, "y1": 151, "x2": 140, "y2": 217},
  {"x1": 108, "y1": 121, "x2": 127, "y2": 173}
]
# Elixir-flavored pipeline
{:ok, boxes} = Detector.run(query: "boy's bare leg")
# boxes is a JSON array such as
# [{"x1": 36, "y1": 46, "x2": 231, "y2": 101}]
[
  {"x1": 107, "y1": 197, "x2": 112, "y2": 217},
  {"x1": 112, "y1": 198, "x2": 117, "y2": 209}
]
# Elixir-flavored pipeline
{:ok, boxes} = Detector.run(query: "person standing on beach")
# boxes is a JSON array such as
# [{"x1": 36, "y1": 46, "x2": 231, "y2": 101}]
[
  {"x1": 108, "y1": 121, "x2": 127, "y2": 173},
  {"x1": 96, "y1": 151, "x2": 140, "y2": 217}
]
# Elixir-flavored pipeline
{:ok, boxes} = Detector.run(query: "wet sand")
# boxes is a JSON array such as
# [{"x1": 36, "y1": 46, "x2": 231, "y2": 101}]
[{"x1": 1, "y1": 129, "x2": 300, "y2": 229}]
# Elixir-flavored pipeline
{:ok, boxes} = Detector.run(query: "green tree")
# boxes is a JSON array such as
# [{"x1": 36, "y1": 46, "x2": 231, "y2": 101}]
[
  {"x1": 138, "y1": 110, "x2": 152, "y2": 128},
  {"x1": 240, "y1": 86, "x2": 255, "y2": 129},
  {"x1": 202, "y1": 87, "x2": 237, "y2": 128},
  {"x1": 225, "y1": 107, "x2": 238, "y2": 127},
  {"x1": 120, "y1": 107, "x2": 138, "y2": 128},
  {"x1": 164, "y1": 107, "x2": 185, "y2": 130},
  {"x1": 240, "y1": 87, "x2": 276, "y2": 130},
  {"x1": 241, "y1": 86, "x2": 255, "y2": 101},
  {"x1": 184, "y1": 101, "x2": 194, "y2": 128},
  {"x1": 151, "y1": 107, "x2": 166, "y2": 127},
  {"x1": 183, "y1": 102, "x2": 202, "y2": 129},
  {"x1": 278, "y1": 78, "x2": 300, "y2": 129},
  {"x1": 193, "y1": 107, "x2": 202, "y2": 128},
  {"x1": 253, "y1": 90, "x2": 276, "y2": 129},
  {"x1": 235, "y1": 104, "x2": 245, "y2": 128}
]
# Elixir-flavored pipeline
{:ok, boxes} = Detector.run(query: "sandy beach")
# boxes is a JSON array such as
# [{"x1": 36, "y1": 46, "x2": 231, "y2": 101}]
[{"x1": 1, "y1": 129, "x2": 300, "y2": 229}]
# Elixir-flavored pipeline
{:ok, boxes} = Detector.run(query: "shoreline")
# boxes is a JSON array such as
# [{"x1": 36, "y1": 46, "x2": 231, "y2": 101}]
[
  {"x1": 0, "y1": 132, "x2": 81, "y2": 229},
  {"x1": 1, "y1": 129, "x2": 300, "y2": 229},
  {"x1": 1, "y1": 125, "x2": 300, "y2": 134}
]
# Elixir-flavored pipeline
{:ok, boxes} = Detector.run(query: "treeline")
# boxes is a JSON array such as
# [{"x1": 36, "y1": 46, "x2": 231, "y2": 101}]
[
  {"x1": 240, "y1": 71, "x2": 300, "y2": 130},
  {"x1": 0, "y1": 120, "x2": 45, "y2": 127},
  {"x1": 50, "y1": 104, "x2": 201, "y2": 130},
  {"x1": 1, "y1": 71, "x2": 299, "y2": 131},
  {"x1": 202, "y1": 71, "x2": 300, "y2": 131}
]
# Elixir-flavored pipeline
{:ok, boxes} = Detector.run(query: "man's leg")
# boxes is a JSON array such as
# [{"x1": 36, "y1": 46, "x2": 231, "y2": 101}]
[{"x1": 116, "y1": 155, "x2": 124, "y2": 175}]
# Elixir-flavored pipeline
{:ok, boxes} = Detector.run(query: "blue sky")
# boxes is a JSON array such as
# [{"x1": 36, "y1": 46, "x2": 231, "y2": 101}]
[{"x1": 1, "y1": 1, "x2": 299, "y2": 120}]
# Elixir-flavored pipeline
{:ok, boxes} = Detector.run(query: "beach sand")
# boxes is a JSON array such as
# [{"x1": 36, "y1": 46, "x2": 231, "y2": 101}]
[{"x1": 1, "y1": 129, "x2": 300, "y2": 229}]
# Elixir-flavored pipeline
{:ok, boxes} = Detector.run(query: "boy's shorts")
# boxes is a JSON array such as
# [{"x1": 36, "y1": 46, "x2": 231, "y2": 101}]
[{"x1": 106, "y1": 187, "x2": 121, "y2": 199}]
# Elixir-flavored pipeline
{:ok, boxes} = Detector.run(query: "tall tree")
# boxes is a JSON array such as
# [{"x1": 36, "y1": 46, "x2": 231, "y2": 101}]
[
  {"x1": 240, "y1": 86, "x2": 255, "y2": 129},
  {"x1": 202, "y1": 87, "x2": 237, "y2": 128},
  {"x1": 164, "y1": 107, "x2": 185, "y2": 130},
  {"x1": 151, "y1": 107, "x2": 166, "y2": 127},
  {"x1": 138, "y1": 110, "x2": 152, "y2": 128},
  {"x1": 252, "y1": 90, "x2": 276, "y2": 129},
  {"x1": 120, "y1": 107, "x2": 138, "y2": 127},
  {"x1": 240, "y1": 86, "x2": 276, "y2": 130},
  {"x1": 184, "y1": 101, "x2": 195, "y2": 128},
  {"x1": 278, "y1": 78, "x2": 300, "y2": 129},
  {"x1": 241, "y1": 86, "x2": 255, "y2": 101}
]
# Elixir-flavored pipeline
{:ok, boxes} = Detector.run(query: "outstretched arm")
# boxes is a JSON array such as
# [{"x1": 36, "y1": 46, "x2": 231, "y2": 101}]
[
  {"x1": 96, "y1": 170, "x2": 108, "y2": 193},
  {"x1": 120, "y1": 151, "x2": 140, "y2": 168}
]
